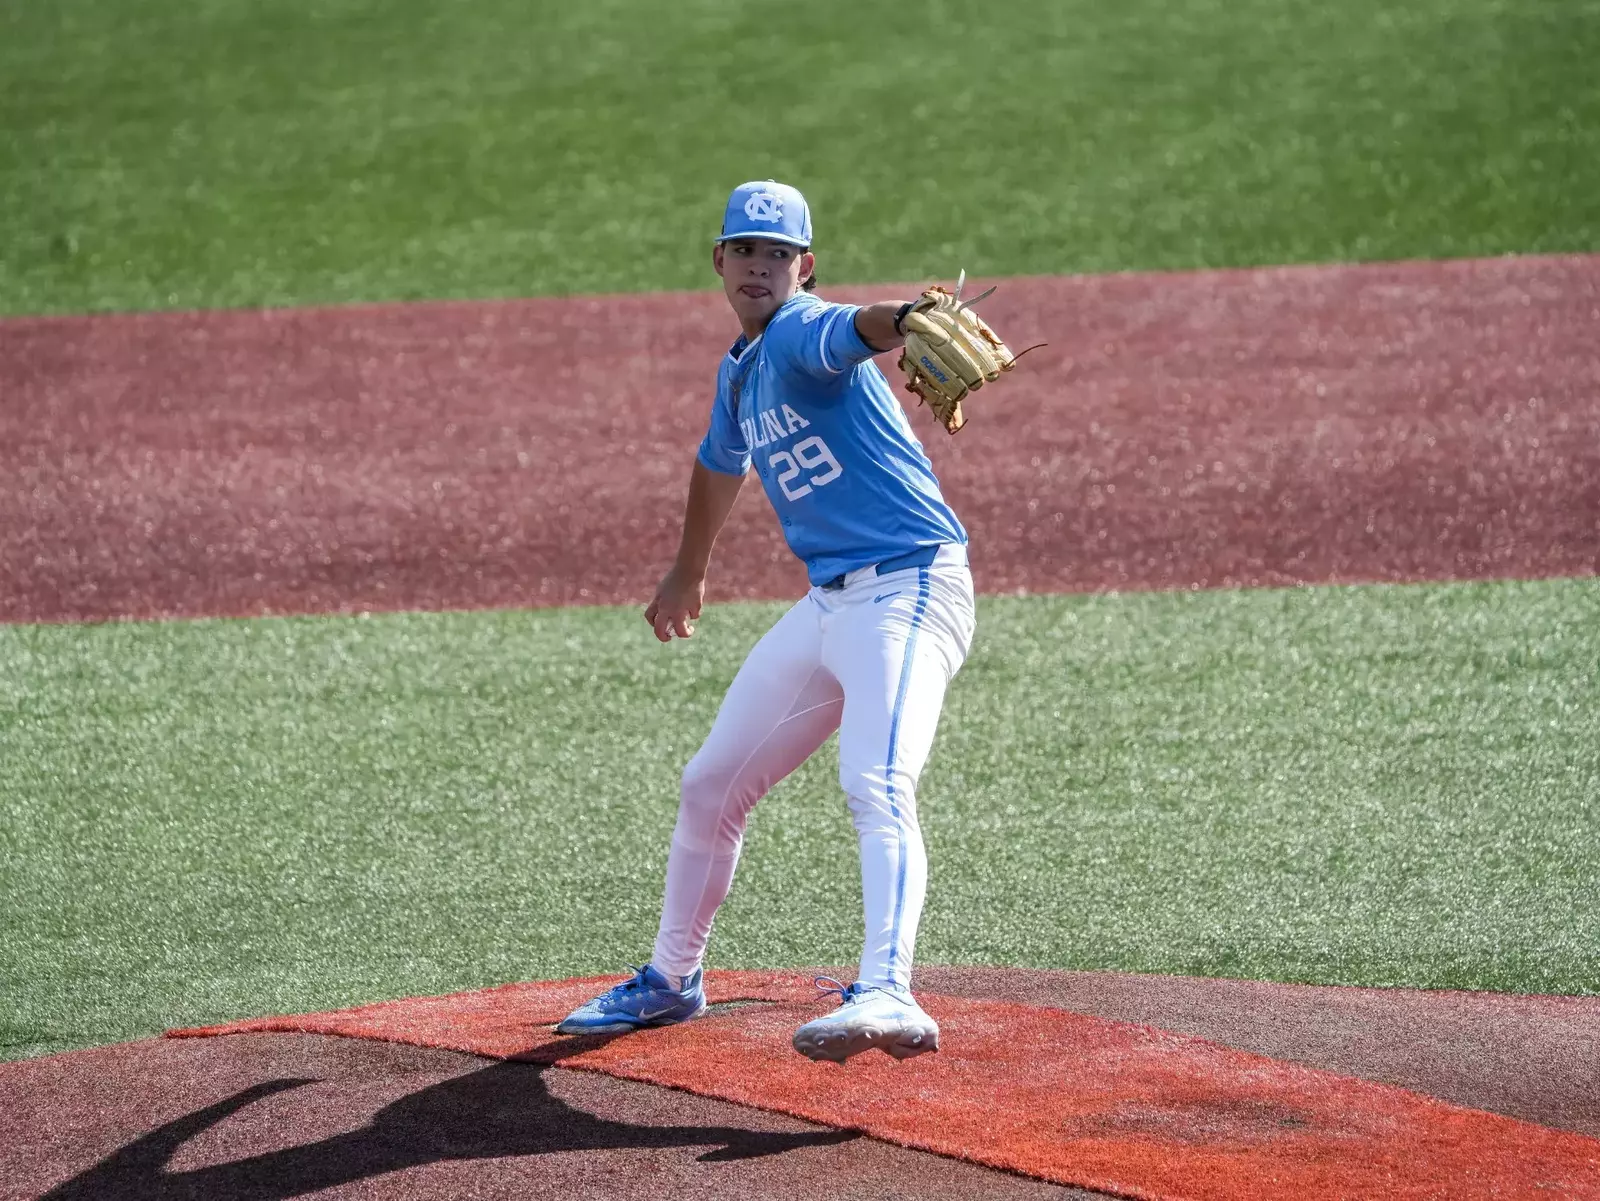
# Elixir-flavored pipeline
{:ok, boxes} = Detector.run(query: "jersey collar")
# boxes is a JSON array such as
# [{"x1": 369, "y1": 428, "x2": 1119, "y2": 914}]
[
  {"x1": 727, "y1": 332, "x2": 761, "y2": 363},
  {"x1": 727, "y1": 292, "x2": 813, "y2": 362}
]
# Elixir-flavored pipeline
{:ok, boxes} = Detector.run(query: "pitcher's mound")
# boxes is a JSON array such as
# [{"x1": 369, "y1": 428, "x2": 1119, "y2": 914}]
[
  {"x1": 9, "y1": 967, "x2": 1599, "y2": 1200},
  {"x1": 9, "y1": 1032, "x2": 1094, "y2": 1200}
]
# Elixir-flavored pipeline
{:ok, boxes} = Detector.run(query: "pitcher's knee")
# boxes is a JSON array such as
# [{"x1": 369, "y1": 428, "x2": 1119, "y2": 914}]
[
  {"x1": 842, "y1": 769, "x2": 920, "y2": 832},
  {"x1": 838, "y1": 764, "x2": 915, "y2": 812},
  {"x1": 681, "y1": 751, "x2": 723, "y2": 802},
  {"x1": 677, "y1": 756, "x2": 758, "y2": 850}
]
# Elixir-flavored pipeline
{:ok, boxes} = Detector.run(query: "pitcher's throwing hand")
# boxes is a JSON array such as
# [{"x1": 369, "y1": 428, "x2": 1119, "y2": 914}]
[{"x1": 644, "y1": 566, "x2": 704, "y2": 642}]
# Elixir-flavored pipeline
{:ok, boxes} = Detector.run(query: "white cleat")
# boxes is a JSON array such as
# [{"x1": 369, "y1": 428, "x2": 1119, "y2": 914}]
[{"x1": 792, "y1": 978, "x2": 940, "y2": 1063}]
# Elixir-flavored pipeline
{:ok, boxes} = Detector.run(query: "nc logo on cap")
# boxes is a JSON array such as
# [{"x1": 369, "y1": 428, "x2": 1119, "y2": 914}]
[
  {"x1": 744, "y1": 191, "x2": 784, "y2": 222},
  {"x1": 718, "y1": 180, "x2": 813, "y2": 247}
]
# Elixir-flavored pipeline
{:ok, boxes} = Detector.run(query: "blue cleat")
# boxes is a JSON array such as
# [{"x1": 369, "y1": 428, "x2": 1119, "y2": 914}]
[
  {"x1": 792, "y1": 978, "x2": 939, "y2": 1062},
  {"x1": 555, "y1": 964, "x2": 707, "y2": 1035}
]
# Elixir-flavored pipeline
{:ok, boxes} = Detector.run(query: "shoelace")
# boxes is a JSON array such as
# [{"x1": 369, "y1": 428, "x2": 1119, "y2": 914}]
[
  {"x1": 598, "y1": 965, "x2": 652, "y2": 1011},
  {"x1": 812, "y1": 975, "x2": 867, "y2": 1006},
  {"x1": 812, "y1": 976, "x2": 919, "y2": 1013}
]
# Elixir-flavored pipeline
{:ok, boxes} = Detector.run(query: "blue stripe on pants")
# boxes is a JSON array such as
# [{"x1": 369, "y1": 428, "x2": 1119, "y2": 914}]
[{"x1": 883, "y1": 566, "x2": 932, "y2": 986}]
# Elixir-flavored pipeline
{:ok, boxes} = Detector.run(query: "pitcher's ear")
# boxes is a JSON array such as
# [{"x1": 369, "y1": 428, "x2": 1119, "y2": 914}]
[{"x1": 712, "y1": 243, "x2": 726, "y2": 276}]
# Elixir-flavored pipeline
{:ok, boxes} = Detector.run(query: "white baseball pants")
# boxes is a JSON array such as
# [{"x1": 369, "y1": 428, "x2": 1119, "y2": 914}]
[{"x1": 651, "y1": 544, "x2": 975, "y2": 991}]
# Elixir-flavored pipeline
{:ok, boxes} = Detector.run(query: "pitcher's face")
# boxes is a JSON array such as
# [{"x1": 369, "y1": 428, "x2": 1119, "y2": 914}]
[{"x1": 714, "y1": 238, "x2": 813, "y2": 331}]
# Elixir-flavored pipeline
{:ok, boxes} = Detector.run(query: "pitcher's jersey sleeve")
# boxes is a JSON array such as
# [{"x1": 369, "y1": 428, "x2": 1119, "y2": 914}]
[
  {"x1": 764, "y1": 295, "x2": 879, "y2": 383},
  {"x1": 696, "y1": 356, "x2": 752, "y2": 476}
]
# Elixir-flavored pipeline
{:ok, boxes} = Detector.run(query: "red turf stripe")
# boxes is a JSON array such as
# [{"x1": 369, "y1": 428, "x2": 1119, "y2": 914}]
[{"x1": 168, "y1": 971, "x2": 1600, "y2": 1200}]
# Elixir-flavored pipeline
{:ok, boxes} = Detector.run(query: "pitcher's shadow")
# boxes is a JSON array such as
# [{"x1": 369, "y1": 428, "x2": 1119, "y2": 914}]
[{"x1": 43, "y1": 1034, "x2": 860, "y2": 1200}]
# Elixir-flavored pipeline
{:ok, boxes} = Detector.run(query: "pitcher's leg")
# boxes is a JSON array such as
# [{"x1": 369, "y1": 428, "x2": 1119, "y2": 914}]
[
  {"x1": 651, "y1": 599, "x2": 842, "y2": 979},
  {"x1": 825, "y1": 565, "x2": 975, "y2": 992}
]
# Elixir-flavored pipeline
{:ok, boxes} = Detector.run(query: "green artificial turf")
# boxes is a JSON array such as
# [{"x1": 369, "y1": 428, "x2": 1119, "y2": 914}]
[
  {"x1": 3, "y1": 0, "x2": 1597, "y2": 315},
  {"x1": 3, "y1": 577, "x2": 1596, "y2": 1060}
]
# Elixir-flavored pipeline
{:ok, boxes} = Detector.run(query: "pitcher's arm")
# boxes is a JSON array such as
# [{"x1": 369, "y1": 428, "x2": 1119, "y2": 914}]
[{"x1": 645, "y1": 459, "x2": 746, "y2": 642}]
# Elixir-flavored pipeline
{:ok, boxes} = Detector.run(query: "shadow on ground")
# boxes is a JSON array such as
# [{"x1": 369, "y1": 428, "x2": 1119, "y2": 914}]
[{"x1": 40, "y1": 1053, "x2": 859, "y2": 1201}]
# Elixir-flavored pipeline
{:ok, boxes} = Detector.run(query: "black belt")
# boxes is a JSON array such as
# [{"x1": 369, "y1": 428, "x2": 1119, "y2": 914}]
[{"x1": 820, "y1": 545, "x2": 943, "y2": 591}]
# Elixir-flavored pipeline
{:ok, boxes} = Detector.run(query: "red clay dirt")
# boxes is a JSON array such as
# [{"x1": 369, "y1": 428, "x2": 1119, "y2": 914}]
[
  {"x1": 7, "y1": 968, "x2": 1599, "y2": 1201},
  {"x1": 4, "y1": 1033, "x2": 1089, "y2": 1201},
  {"x1": 156, "y1": 971, "x2": 1600, "y2": 1201},
  {"x1": 3, "y1": 254, "x2": 1597, "y2": 623},
  {"x1": 915, "y1": 966, "x2": 1600, "y2": 1140}
]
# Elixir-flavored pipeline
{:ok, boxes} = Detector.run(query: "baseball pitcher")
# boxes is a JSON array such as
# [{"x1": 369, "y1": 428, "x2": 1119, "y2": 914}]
[{"x1": 558, "y1": 180, "x2": 1024, "y2": 1061}]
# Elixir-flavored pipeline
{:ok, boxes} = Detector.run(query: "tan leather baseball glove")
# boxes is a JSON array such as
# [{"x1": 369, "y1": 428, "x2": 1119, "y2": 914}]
[{"x1": 897, "y1": 272, "x2": 1018, "y2": 434}]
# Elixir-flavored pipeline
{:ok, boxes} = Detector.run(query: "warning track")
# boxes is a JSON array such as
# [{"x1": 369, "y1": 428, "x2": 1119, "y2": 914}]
[{"x1": 3, "y1": 254, "x2": 1596, "y2": 624}]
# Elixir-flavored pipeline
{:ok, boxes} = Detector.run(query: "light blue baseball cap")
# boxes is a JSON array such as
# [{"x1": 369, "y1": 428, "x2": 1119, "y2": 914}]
[{"x1": 716, "y1": 180, "x2": 812, "y2": 247}]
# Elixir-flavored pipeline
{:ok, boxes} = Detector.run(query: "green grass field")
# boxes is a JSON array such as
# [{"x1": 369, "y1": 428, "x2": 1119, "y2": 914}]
[
  {"x1": 2, "y1": 0, "x2": 1597, "y2": 315},
  {"x1": 3, "y1": 0, "x2": 1598, "y2": 1063},
  {"x1": 4, "y1": 580, "x2": 1598, "y2": 1060}
]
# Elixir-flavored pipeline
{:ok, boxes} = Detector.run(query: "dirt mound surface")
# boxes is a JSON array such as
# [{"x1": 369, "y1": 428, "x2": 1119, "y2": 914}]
[
  {"x1": 8, "y1": 968, "x2": 1596, "y2": 1200},
  {"x1": 6, "y1": 1034, "x2": 1088, "y2": 1201},
  {"x1": 4, "y1": 255, "x2": 1596, "y2": 623}
]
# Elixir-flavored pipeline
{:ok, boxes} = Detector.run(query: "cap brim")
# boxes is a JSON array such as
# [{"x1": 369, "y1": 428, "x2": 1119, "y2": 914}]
[{"x1": 715, "y1": 232, "x2": 811, "y2": 247}]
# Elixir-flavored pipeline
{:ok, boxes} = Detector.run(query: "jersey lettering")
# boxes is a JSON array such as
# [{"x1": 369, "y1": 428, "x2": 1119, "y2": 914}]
[{"x1": 741, "y1": 403, "x2": 812, "y2": 450}]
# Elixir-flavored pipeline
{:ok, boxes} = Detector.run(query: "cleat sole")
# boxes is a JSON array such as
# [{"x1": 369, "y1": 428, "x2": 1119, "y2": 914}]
[
  {"x1": 555, "y1": 998, "x2": 706, "y2": 1037},
  {"x1": 555, "y1": 1019, "x2": 640, "y2": 1035},
  {"x1": 793, "y1": 1020, "x2": 939, "y2": 1063}
]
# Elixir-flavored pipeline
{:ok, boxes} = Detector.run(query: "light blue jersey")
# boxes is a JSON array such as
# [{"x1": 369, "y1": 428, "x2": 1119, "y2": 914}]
[{"x1": 697, "y1": 292, "x2": 968, "y2": 586}]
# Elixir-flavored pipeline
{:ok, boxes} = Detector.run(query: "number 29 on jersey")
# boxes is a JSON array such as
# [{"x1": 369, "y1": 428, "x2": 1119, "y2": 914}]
[{"x1": 769, "y1": 435, "x2": 842, "y2": 501}]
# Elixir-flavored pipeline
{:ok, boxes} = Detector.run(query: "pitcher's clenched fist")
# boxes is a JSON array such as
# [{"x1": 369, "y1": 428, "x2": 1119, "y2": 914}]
[{"x1": 644, "y1": 567, "x2": 704, "y2": 642}]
